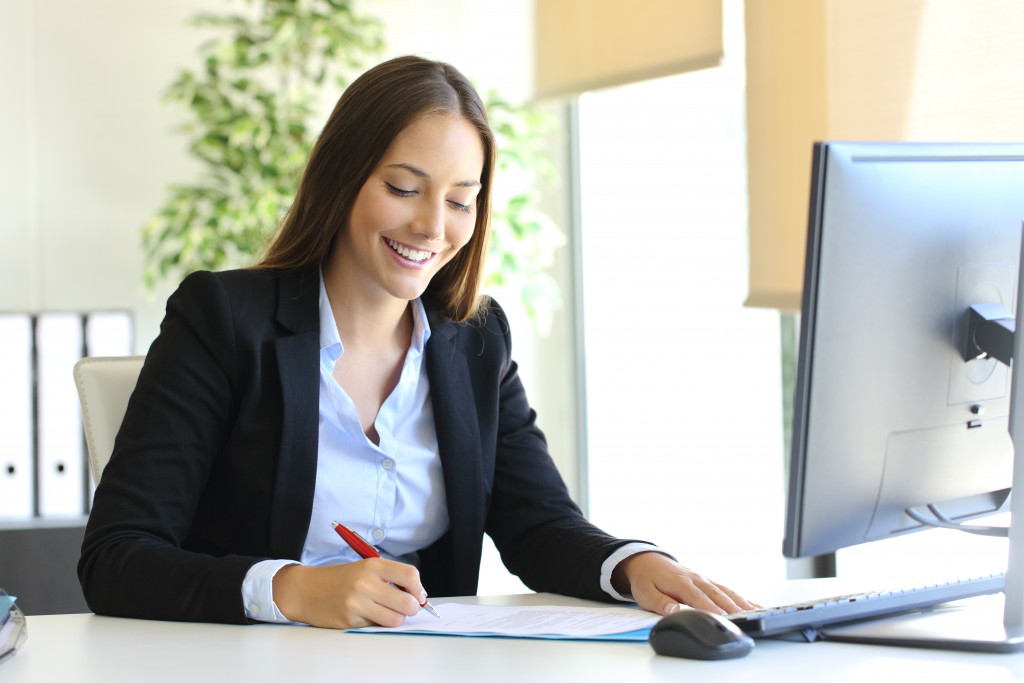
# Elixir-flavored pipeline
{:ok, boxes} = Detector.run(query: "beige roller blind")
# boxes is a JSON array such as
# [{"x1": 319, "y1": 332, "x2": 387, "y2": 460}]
[
  {"x1": 535, "y1": 0, "x2": 723, "y2": 99},
  {"x1": 745, "y1": 0, "x2": 1024, "y2": 312}
]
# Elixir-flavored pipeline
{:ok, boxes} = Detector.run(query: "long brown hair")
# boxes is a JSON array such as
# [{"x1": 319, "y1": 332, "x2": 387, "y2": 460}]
[{"x1": 257, "y1": 55, "x2": 495, "y2": 322}]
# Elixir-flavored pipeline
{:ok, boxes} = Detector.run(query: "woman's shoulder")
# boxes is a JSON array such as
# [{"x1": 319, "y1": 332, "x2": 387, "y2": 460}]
[
  {"x1": 426, "y1": 295, "x2": 509, "y2": 331},
  {"x1": 178, "y1": 265, "x2": 298, "y2": 288},
  {"x1": 175, "y1": 266, "x2": 314, "y2": 303},
  {"x1": 160, "y1": 267, "x2": 318, "y2": 356},
  {"x1": 168, "y1": 267, "x2": 318, "y2": 333},
  {"x1": 426, "y1": 295, "x2": 515, "y2": 360}
]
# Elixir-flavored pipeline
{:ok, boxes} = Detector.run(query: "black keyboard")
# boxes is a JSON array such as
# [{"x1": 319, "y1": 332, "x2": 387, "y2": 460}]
[{"x1": 729, "y1": 574, "x2": 1006, "y2": 638}]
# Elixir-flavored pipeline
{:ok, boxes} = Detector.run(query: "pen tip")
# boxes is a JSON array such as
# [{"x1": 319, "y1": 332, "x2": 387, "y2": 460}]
[{"x1": 424, "y1": 601, "x2": 441, "y2": 618}]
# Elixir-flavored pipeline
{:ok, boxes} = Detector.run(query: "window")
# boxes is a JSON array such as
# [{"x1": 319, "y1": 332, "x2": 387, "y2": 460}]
[{"x1": 575, "y1": 4, "x2": 787, "y2": 583}]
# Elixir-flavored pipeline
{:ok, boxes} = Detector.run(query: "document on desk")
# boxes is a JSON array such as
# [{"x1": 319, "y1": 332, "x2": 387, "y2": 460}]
[{"x1": 354, "y1": 603, "x2": 659, "y2": 641}]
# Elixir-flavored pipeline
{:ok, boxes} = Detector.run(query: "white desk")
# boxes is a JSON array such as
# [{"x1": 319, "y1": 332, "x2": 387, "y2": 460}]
[{"x1": 6, "y1": 586, "x2": 1024, "y2": 682}]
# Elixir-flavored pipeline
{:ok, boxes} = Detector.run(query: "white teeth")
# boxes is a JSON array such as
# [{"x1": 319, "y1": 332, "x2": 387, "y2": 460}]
[{"x1": 387, "y1": 239, "x2": 431, "y2": 263}]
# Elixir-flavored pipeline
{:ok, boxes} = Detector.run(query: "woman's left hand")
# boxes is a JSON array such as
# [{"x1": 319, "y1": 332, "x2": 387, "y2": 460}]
[{"x1": 612, "y1": 551, "x2": 760, "y2": 617}]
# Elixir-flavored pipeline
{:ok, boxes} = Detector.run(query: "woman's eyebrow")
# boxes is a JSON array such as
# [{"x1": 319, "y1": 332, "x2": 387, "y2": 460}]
[{"x1": 386, "y1": 162, "x2": 481, "y2": 188}]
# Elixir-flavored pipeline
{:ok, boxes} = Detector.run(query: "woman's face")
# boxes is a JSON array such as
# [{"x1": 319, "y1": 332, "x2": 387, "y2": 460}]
[{"x1": 334, "y1": 113, "x2": 484, "y2": 306}]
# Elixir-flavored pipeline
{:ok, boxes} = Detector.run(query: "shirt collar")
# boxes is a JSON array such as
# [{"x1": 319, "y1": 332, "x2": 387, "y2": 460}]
[{"x1": 317, "y1": 270, "x2": 431, "y2": 355}]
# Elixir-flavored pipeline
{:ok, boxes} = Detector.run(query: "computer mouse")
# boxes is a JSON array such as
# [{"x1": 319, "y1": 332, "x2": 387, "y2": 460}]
[{"x1": 648, "y1": 608, "x2": 755, "y2": 660}]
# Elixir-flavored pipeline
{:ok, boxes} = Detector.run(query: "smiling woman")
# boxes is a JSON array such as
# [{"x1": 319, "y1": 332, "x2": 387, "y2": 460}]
[
  {"x1": 257, "y1": 56, "x2": 497, "y2": 324},
  {"x1": 330, "y1": 113, "x2": 484, "y2": 313},
  {"x1": 79, "y1": 55, "x2": 757, "y2": 632}
]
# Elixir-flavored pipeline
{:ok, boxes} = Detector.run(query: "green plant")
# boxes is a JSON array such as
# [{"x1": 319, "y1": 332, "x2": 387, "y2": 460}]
[
  {"x1": 142, "y1": 0, "x2": 565, "y2": 330},
  {"x1": 484, "y1": 91, "x2": 566, "y2": 333},
  {"x1": 142, "y1": 0, "x2": 383, "y2": 288}
]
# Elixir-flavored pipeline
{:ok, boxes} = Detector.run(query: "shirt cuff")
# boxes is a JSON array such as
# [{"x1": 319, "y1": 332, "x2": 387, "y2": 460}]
[
  {"x1": 242, "y1": 559, "x2": 303, "y2": 624},
  {"x1": 599, "y1": 542, "x2": 676, "y2": 602}
]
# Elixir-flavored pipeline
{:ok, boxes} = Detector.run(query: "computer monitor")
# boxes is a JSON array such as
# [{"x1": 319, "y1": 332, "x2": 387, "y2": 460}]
[
  {"x1": 784, "y1": 141, "x2": 1024, "y2": 560},
  {"x1": 782, "y1": 141, "x2": 1024, "y2": 649}
]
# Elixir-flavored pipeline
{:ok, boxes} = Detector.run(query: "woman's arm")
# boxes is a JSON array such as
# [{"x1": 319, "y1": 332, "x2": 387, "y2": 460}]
[
  {"x1": 479, "y1": 301, "x2": 758, "y2": 613},
  {"x1": 79, "y1": 271, "x2": 262, "y2": 624},
  {"x1": 474, "y1": 301, "x2": 636, "y2": 600}
]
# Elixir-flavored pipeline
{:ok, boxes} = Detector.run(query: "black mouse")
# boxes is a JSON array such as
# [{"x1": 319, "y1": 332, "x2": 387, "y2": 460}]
[{"x1": 648, "y1": 608, "x2": 755, "y2": 660}]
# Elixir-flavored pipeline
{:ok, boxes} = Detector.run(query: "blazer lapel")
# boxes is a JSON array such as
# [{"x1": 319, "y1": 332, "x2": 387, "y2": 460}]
[
  {"x1": 425, "y1": 309, "x2": 485, "y2": 590},
  {"x1": 267, "y1": 267, "x2": 321, "y2": 559}
]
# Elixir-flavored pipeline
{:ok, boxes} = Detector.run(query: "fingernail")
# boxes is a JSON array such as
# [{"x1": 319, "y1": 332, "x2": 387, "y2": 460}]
[{"x1": 664, "y1": 603, "x2": 680, "y2": 616}]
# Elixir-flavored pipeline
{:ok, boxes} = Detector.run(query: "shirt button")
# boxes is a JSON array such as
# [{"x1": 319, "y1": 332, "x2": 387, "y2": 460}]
[
  {"x1": 372, "y1": 528, "x2": 385, "y2": 541},
  {"x1": 249, "y1": 604, "x2": 260, "y2": 615},
  {"x1": 382, "y1": 459, "x2": 394, "y2": 470}
]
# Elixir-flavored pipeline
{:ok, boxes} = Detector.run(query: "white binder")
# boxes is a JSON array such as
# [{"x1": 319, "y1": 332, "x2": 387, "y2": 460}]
[
  {"x1": 0, "y1": 315, "x2": 34, "y2": 519},
  {"x1": 1, "y1": 310, "x2": 133, "y2": 519},
  {"x1": 36, "y1": 313, "x2": 86, "y2": 517},
  {"x1": 85, "y1": 311, "x2": 133, "y2": 357}
]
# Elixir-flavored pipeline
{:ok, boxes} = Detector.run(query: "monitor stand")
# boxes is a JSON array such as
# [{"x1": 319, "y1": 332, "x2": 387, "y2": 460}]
[{"x1": 819, "y1": 594, "x2": 1024, "y2": 653}]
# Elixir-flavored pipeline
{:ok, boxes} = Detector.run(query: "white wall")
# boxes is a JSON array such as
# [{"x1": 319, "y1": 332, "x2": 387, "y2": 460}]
[
  {"x1": 0, "y1": 0, "x2": 33, "y2": 305},
  {"x1": 371, "y1": 0, "x2": 533, "y2": 100},
  {"x1": 1, "y1": 0, "x2": 216, "y2": 341}
]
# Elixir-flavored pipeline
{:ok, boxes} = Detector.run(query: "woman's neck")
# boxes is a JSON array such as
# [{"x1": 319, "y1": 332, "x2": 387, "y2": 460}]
[{"x1": 322, "y1": 264, "x2": 412, "y2": 352}]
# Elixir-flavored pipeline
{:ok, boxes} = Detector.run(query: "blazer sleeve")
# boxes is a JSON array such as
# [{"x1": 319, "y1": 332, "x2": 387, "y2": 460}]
[
  {"x1": 78, "y1": 271, "x2": 265, "y2": 624},
  {"x1": 478, "y1": 302, "x2": 646, "y2": 601}
]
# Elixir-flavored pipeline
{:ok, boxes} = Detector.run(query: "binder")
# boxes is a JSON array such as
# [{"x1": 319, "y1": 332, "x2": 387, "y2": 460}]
[
  {"x1": 0, "y1": 315, "x2": 33, "y2": 519},
  {"x1": 85, "y1": 311, "x2": 133, "y2": 357},
  {"x1": 35, "y1": 313, "x2": 85, "y2": 517},
  {"x1": 1, "y1": 310, "x2": 133, "y2": 519}
]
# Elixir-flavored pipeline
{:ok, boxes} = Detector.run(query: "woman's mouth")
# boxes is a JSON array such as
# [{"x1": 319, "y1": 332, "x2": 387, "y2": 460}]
[{"x1": 386, "y1": 238, "x2": 434, "y2": 264}]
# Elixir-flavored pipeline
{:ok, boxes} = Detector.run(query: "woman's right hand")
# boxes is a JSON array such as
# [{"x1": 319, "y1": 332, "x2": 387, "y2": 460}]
[{"x1": 271, "y1": 559, "x2": 428, "y2": 629}]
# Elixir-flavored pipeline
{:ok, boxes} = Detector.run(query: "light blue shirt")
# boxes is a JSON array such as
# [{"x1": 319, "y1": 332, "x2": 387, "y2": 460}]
[
  {"x1": 242, "y1": 275, "x2": 655, "y2": 623},
  {"x1": 304, "y1": 277, "x2": 449, "y2": 566}
]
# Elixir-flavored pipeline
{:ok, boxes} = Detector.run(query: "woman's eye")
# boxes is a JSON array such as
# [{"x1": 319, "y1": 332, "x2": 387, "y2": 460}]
[
  {"x1": 385, "y1": 182, "x2": 416, "y2": 197},
  {"x1": 386, "y1": 180, "x2": 472, "y2": 213}
]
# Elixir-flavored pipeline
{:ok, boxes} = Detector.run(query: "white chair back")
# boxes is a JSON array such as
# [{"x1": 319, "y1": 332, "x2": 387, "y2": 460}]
[{"x1": 73, "y1": 356, "x2": 145, "y2": 483}]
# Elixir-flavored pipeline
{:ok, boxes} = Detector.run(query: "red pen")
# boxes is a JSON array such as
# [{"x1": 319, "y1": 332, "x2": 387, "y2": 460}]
[{"x1": 331, "y1": 521, "x2": 441, "y2": 618}]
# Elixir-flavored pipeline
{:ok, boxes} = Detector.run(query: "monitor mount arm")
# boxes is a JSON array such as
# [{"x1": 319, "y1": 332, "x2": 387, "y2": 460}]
[{"x1": 963, "y1": 303, "x2": 1016, "y2": 366}]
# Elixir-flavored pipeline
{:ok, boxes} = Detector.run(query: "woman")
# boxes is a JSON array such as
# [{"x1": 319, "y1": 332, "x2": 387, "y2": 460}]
[{"x1": 79, "y1": 56, "x2": 754, "y2": 628}]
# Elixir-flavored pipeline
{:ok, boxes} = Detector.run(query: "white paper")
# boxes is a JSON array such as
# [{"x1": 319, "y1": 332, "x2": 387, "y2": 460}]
[{"x1": 354, "y1": 603, "x2": 659, "y2": 640}]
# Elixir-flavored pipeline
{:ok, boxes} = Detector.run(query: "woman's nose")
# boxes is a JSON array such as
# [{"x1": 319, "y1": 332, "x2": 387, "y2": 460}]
[{"x1": 413, "y1": 198, "x2": 445, "y2": 241}]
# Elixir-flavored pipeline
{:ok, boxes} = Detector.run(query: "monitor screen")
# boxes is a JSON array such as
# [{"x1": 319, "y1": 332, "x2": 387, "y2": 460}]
[{"x1": 784, "y1": 141, "x2": 1024, "y2": 560}]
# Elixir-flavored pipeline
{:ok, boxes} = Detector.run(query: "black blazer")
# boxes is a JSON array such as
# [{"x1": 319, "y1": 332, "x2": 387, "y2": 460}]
[{"x1": 79, "y1": 267, "x2": 636, "y2": 624}]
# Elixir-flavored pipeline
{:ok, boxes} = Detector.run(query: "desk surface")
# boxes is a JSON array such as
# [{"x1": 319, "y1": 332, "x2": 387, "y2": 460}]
[{"x1": 6, "y1": 585, "x2": 1024, "y2": 682}]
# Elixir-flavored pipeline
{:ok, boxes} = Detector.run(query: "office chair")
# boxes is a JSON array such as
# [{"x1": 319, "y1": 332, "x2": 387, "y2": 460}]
[{"x1": 73, "y1": 356, "x2": 145, "y2": 483}]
